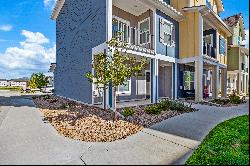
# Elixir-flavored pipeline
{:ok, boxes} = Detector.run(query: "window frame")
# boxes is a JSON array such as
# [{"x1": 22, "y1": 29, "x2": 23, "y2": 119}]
[
  {"x1": 183, "y1": 71, "x2": 195, "y2": 91},
  {"x1": 117, "y1": 79, "x2": 132, "y2": 95},
  {"x1": 160, "y1": 19, "x2": 176, "y2": 47},
  {"x1": 138, "y1": 17, "x2": 151, "y2": 45},
  {"x1": 112, "y1": 15, "x2": 131, "y2": 43}
]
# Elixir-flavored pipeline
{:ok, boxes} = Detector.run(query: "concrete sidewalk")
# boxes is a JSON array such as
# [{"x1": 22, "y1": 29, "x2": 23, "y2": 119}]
[{"x1": 0, "y1": 92, "x2": 249, "y2": 165}]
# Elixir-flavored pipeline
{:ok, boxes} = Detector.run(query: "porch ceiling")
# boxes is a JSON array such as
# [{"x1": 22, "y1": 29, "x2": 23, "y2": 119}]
[{"x1": 113, "y1": 0, "x2": 149, "y2": 16}]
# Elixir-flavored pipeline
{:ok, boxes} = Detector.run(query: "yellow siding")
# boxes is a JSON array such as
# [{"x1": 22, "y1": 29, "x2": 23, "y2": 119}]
[
  {"x1": 171, "y1": 0, "x2": 221, "y2": 14},
  {"x1": 179, "y1": 11, "x2": 202, "y2": 59}
]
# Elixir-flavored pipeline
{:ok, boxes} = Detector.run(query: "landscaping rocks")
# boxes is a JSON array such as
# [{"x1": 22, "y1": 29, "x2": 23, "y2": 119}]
[{"x1": 33, "y1": 95, "x2": 198, "y2": 142}]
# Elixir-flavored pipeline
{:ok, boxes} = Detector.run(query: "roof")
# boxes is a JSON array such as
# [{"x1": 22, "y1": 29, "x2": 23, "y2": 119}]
[
  {"x1": 51, "y1": 0, "x2": 183, "y2": 21},
  {"x1": 223, "y1": 13, "x2": 243, "y2": 27},
  {"x1": 182, "y1": 5, "x2": 233, "y2": 37},
  {"x1": 223, "y1": 13, "x2": 246, "y2": 40}
]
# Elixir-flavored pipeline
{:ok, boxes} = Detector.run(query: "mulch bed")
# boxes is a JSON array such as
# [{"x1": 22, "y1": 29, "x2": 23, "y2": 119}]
[
  {"x1": 117, "y1": 105, "x2": 196, "y2": 128},
  {"x1": 33, "y1": 95, "x2": 197, "y2": 142}
]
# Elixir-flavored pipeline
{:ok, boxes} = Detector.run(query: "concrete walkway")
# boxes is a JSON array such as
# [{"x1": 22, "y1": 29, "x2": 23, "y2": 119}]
[{"x1": 0, "y1": 91, "x2": 249, "y2": 165}]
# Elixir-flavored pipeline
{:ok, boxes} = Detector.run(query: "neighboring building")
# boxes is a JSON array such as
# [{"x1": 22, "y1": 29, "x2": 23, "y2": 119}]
[
  {"x1": 9, "y1": 79, "x2": 28, "y2": 90},
  {"x1": 51, "y1": 0, "x2": 232, "y2": 108},
  {"x1": 48, "y1": 63, "x2": 57, "y2": 87},
  {"x1": 0, "y1": 79, "x2": 9, "y2": 87},
  {"x1": 223, "y1": 13, "x2": 249, "y2": 95}
]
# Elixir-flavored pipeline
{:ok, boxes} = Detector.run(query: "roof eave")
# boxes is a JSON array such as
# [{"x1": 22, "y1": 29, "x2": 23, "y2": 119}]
[{"x1": 51, "y1": 0, "x2": 65, "y2": 20}]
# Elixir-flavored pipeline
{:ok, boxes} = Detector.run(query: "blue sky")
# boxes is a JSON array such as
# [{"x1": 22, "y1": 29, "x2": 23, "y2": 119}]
[{"x1": 0, "y1": 0, "x2": 249, "y2": 79}]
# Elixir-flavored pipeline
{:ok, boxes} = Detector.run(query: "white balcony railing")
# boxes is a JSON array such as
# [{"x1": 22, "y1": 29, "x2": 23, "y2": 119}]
[{"x1": 112, "y1": 26, "x2": 154, "y2": 51}]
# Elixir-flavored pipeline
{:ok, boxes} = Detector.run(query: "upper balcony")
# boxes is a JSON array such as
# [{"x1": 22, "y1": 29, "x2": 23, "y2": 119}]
[{"x1": 112, "y1": 0, "x2": 155, "y2": 55}]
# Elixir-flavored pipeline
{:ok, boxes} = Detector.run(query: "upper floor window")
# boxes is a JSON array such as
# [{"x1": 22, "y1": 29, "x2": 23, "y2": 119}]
[
  {"x1": 219, "y1": 36, "x2": 226, "y2": 55},
  {"x1": 160, "y1": 18, "x2": 175, "y2": 47},
  {"x1": 139, "y1": 18, "x2": 150, "y2": 45},
  {"x1": 112, "y1": 16, "x2": 130, "y2": 43}
]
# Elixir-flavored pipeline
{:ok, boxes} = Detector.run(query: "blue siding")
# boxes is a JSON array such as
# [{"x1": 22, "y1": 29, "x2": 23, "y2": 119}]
[
  {"x1": 55, "y1": 0, "x2": 107, "y2": 104},
  {"x1": 156, "y1": 9, "x2": 179, "y2": 58}
]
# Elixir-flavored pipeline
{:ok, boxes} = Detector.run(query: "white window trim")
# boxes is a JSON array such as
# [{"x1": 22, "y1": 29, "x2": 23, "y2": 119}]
[
  {"x1": 138, "y1": 17, "x2": 151, "y2": 45},
  {"x1": 219, "y1": 35, "x2": 226, "y2": 56},
  {"x1": 112, "y1": 15, "x2": 131, "y2": 43},
  {"x1": 161, "y1": 19, "x2": 176, "y2": 47},
  {"x1": 117, "y1": 79, "x2": 132, "y2": 96},
  {"x1": 184, "y1": 71, "x2": 195, "y2": 91}
]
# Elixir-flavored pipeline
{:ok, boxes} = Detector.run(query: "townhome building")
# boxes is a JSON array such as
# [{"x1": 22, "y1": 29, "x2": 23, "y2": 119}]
[
  {"x1": 223, "y1": 13, "x2": 249, "y2": 96},
  {"x1": 51, "y1": 0, "x2": 232, "y2": 108},
  {"x1": 0, "y1": 79, "x2": 9, "y2": 87}
]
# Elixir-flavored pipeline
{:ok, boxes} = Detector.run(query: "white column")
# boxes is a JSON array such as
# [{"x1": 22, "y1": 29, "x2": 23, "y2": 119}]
[
  {"x1": 106, "y1": 0, "x2": 113, "y2": 41},
  {"x1": 195, "y1": 13, "x2": 204, "y2": 102},
  {"x1": 195, "y1": 57, "x2": 204, "y2": 102},
  {"x1": 212, "y1": 65, "x2": 219, "y2": 99},
  {"x1": 151, "y1": 59, "x2": 159, "y2": 103},
  {"x1": 221, "y1": 68, "x2": 227, "y2": 98},
  {"x1": 173, "y1": 63, "x2": 178, "y2": 100}
]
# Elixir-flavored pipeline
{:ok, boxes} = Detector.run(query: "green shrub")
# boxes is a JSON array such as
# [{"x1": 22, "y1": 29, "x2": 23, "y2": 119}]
[
  {"x1": 122, "y1": 107, "x2": 135, "y2": 117},
  {"x1": 212, "y1": 99, "x2": 230, "y2": 105},
  {"x1": 43, "y1": 95, "x2": 51, "y2": 100},
  {"x1": 229, "y1": 95, "x2": 241, "y2": 104},
  {"x1": 145, "y1": 100, "x2": 196, "y2": 115},
  {"x1": 229, "y1": 91, "x2": 243, "y2": 104},
  {"x1": 144, "y1": 105, "x2": 162, "y2": 115}
]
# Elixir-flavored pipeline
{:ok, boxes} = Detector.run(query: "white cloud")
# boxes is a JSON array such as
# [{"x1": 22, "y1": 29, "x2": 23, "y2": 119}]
[
  {"x1": 43, "y1": 0, "x2": 56, "y2": 8},
  {"x1": 0, "y1": 25, "x2": 13, "y2": 32},
  {"x1": 0, "y1": 30, "x2": 56, "y2": 79},
  {"x1": 242, "y1": 29, "x2": 249, "y2": 49}
]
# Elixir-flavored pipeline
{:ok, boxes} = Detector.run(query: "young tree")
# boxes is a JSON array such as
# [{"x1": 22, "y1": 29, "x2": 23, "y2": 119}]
[
  {"x1": 85, "y1": 33, "x2": 148, "y2": 120},
  {"x1": 29, "y1": 72, "x2": 49, "y2": 89}
]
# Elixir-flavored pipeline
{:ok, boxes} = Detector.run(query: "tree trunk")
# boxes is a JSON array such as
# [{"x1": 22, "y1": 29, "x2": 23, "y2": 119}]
[
  {"x1": 112, "y1": 87, "x2": 117, "y2": 122},
  {"x1": 103, "y1": 86, "x2": 106, "y2": 111}
]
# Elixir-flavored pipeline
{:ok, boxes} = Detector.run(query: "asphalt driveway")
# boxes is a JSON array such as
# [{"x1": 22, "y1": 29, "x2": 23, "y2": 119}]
[{"x1": 0, "y1": 90, "x2": 249, "y2": 165}]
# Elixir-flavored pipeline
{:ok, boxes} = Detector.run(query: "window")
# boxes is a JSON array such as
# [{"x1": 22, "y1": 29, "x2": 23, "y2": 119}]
[
  {"x1": 160, "y1": 19, "x2": 175, "y2": 47},
  {"x1": 184, "y1": 71, "x2": 194, "y2": 90},
  {"x1": 219, "y1": 36, "x2": 226, "y2": 55},
  {"x1": 112, "y1": 16, "x2": 130, "y2": 43},
  {"x1": 117, "y1": 79, "x2": 131, "y2": 95},
  {"x1": 139, "y1": 18, "x2": 150, "y2": 45}
]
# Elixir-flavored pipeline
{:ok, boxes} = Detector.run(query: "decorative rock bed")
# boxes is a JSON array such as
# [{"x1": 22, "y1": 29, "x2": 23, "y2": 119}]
[{"x1": 33, "y1": 95, "x2": 198, "y2": 142}]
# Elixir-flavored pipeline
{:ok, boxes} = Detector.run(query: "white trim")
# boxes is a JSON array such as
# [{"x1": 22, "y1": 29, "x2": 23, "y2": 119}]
[
  {"x1": 112, "y1": 15, "x2": 131, "y2": 43},
  {"x1": 107, "y1": 0, "x2": 113, "y2": 41},
  {"x1": 138, "y1": 17, "x2": 151, "y2": 45},
  {"x1": 117, "y1": 47, "x2": 155, "y2": 59},
  {"x1": 51, "y1": 0, "x2": 65, "y2": 20},
  {"x1": 177, "y1": 56, "x2": 199, "y2": 64},
  {"x1": 153, "y1": 9, "x2": 157, "y2": 51},
  {"x1": 92, "y1": 43, "x2": 108, "y2": 55},
  {"x1": 117, "y1": 79, "x2": 132, "y2": 96},
  {"x1": 160, "y1": 19, "x2": 176, "y2": 47},
  {"x1": 155, "y1": 54, "x2": 176, "y2": 63}
]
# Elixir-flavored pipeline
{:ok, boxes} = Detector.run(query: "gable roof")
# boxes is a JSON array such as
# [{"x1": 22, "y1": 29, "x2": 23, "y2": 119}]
[
  {"x1": 223, "y1": 13, "x2": 246, "y2": 39},
  {"x1": 223, "y1": 13, "x2": 242, "y2": 27}
]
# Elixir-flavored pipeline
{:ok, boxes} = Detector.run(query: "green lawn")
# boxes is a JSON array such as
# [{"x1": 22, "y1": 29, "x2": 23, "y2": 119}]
[{"x1": 186, "y1": 115, "x2": 249, "y2": 165}]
